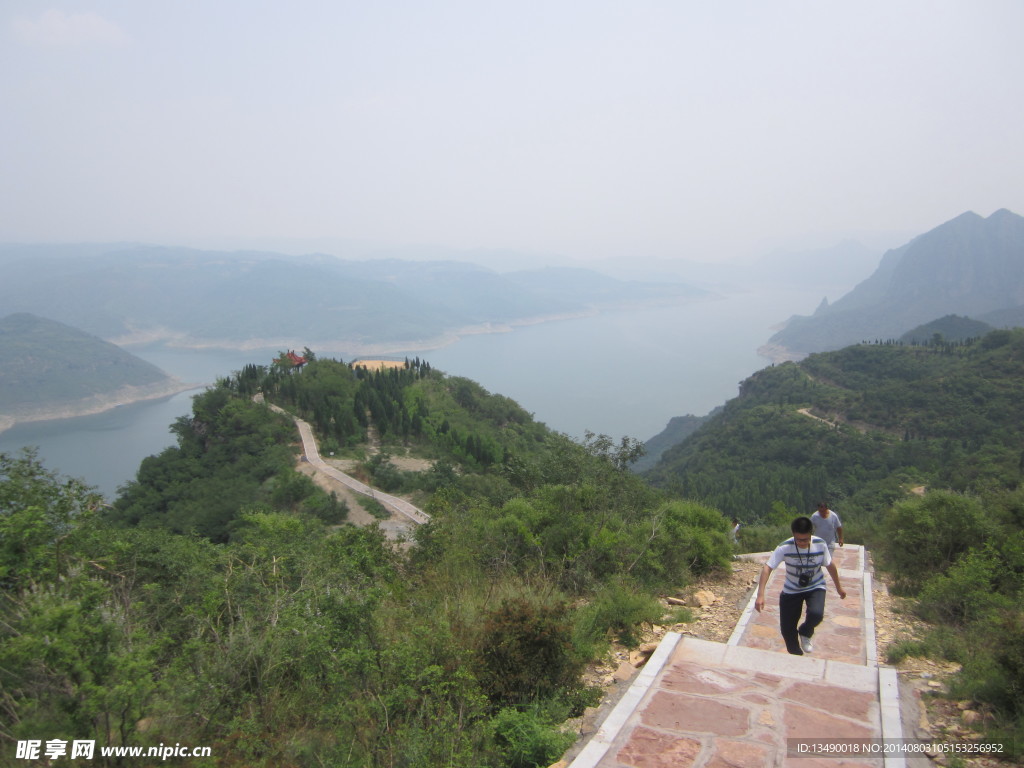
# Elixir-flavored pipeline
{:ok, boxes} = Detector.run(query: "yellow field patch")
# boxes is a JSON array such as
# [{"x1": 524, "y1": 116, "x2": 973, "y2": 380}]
[{"x1": 351, "y1": 359, "x2": 407, "y2": 371}]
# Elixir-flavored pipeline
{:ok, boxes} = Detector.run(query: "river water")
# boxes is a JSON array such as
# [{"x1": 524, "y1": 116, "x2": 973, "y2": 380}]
[{"x1": 0, "y1": 287, "x2": 808, "y2": 500}]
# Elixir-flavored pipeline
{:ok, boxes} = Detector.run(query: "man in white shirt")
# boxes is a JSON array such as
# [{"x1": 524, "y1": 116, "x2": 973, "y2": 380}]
[
  {"x1": 755, "y1": 516, "x2": 846, "y2": 655},
  {"x1": 811, "y1": 502, "x2": 843, "y2": 553}
]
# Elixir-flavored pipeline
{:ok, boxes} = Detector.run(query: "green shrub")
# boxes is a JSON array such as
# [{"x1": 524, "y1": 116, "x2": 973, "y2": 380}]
[
  {"x1": 365, "y1": 452, "x2": 405, "y2": 492},
  {"x1": 953, "y1": 611, "x2": 1024, "y2": 718},
  {"x1": 299, "y1": 489, "x2": 348, "y2": 524},
  {"x1": 269, "y1": 467, "x2": 317, "y2": 508},
  {"x1": 878, "y1": 491, "x2": 993, "y2": 593},
  {"x1": 992, "y1": 611, "x2": 1024, "y2": 715},
  {"x1": 490, "y1": 707, "x2": 576, "y2": 768},
  {"x1": 666, "y1": 606, "x2": 695, "y2": 624},
  {"x1": 357, "y1": 495, "x2": 391, "y2": 520},
  {"x1": 885, "y1": 639, "x2": 930, "y2": 665},
  {"x1": 477, "y1": 598, "x2": 584, "y2": 709},
  {"x1": 572, "y1": 579, "x2": 664, "y2": 648},
  {"x1": 916, "y1": 548, "x2": 1012, "y2": 626},
  {"x1": 628, "y1": 501, "x2": 732, "y2": 588}
]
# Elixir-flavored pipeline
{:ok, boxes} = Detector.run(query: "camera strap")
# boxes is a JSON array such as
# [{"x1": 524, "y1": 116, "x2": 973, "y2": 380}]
[{"x1": 795, "y1": 542, "x2": 817, "y2": 582}]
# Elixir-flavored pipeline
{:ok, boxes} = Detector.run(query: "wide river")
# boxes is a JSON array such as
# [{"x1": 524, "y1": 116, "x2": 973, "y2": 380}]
[{"x1": 0, "y1": 286, "x2": 808, "y2": 500}]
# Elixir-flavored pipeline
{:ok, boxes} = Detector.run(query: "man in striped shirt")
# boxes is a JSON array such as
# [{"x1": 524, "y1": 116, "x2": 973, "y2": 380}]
[{"x1": 754, "y1": 516, "x2": 847, "y2": 655}]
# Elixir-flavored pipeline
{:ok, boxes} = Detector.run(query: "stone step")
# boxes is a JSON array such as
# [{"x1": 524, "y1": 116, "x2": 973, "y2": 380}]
[{"x1": 566, "y1": 546, "x2": 909, "y2": 768}]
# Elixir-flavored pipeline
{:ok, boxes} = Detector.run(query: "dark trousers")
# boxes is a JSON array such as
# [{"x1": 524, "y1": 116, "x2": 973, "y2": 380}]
[{"x1": 779, "y1": 589, "x2": 826, "y2": 655}]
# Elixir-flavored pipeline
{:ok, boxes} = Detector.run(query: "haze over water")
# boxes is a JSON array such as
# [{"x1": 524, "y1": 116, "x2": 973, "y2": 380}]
[
  {"x1": 0, "y1": 287, "x2": 806, "y2": 500},
  {"x1": 424, "y1": 287, "x2": 804, "y2": 441}
]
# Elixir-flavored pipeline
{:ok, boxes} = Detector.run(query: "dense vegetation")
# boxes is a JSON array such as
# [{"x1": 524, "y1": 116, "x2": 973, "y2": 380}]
[
  {"x1": 646, "y1": 329, "x2": 1024, "y2": 524},
  {"x1": 6, "y1": 331, "x2": 1024, "y2": 764},
  {"x1": 110, "y1": 382, "x2": 347, "y2": 541},
  {"x1": 1, "y1": 357, "x2": 731, "y2": 767},
  {"x1": 872, "y1": 488, "x2": 1024, "y2": 755},
  {"x1": 648, "y1": 329, "x2": 1024, "y2": 753}
]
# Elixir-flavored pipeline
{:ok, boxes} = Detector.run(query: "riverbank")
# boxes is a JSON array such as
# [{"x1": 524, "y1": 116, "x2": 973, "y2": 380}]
[
  {"x1": 755, "y1": 341, "x2": 805, "y2": 364},
  {"x1": 110, "y1": 311, "x2": 602, "y2": 359},
  {"x1": 0, "y1": 378, "x2": 200, "y2": 436},
  {"x1": 110, "y1": 295, "x2": 716, "y2": 360}
]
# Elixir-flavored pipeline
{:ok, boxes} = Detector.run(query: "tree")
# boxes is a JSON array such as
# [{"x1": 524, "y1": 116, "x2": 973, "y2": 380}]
[
  {"x1": 878, "y1": 491, "x2": 994, "y2": 592},
  {"x1": 0, "y1": 449, "x2": 101, "y2": 587}
]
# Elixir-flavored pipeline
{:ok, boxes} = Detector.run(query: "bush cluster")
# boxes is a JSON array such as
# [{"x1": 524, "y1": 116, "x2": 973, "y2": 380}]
[{"x1": 874, "y1": 489, "x2": 1024, "y2": 755}]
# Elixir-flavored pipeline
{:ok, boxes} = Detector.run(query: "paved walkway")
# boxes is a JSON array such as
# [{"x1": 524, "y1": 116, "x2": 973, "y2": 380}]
[
  {"x1": 257, "y1": 396, "x2": 430, "y2": 529},
  {"x1": 567, "y1": 546, "x2": 915, "y2": 768}
]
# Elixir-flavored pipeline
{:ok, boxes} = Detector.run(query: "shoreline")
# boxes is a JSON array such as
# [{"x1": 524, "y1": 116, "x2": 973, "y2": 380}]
[
  {"x1": 755, "y1": 342, "x2": 805, "y2": 364},
  {"x1": 113, "y1": 311, "x2": 602, "y2": 360},
  {"x1": 0, "y1": 379, "x2": 201, "y2": 436},
  {"x1": 113, "y1": 296, "x2": 718, "y2": 359},
  {"x1": 2, "y1": 297, "x2": 711, "y2": 436},
  {"x1": 114, "y1": 310, "x2": 605, "y2": 358}
]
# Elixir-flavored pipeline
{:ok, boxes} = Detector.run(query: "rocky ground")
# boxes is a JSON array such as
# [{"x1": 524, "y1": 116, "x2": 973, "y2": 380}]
[
  {"x1": 577, "y1": 559, "x2": 764, "y2": 697},
  {"x1": 564, "y1": 558, "x2": 1019, "y2": 768}
]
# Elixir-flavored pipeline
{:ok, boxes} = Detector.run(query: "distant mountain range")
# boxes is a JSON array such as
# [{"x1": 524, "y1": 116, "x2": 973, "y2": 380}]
[
  {"x1": 764, "y1": 209, "x2": 1024, "y2": 359},
  {"x1": 0, "y1": 313, "x2": 189, "y2": 432},
  {"x1": 0, "y1": 244, "x2": 708, "y2": 355}
]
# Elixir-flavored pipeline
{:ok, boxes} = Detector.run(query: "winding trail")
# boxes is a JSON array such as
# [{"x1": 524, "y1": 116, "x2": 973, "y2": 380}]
[
  {"x1": 257, "y1": 396, "x2": 430, "y2": 530},
  {"x1": 797, "y1": 407, "x2": 841, "y2": 429}
]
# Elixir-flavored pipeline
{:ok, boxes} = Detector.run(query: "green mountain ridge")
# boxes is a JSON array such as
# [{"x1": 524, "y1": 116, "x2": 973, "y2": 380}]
[
  {"x1": 645, "y1": 328, "x2": 1024, "y2": 521},
  {"x1": 632, "y1": 412, "x2": 712, "y2": 473},
  {"x1": 899, "y1": 314, "x2": 994, "y2": 344}
]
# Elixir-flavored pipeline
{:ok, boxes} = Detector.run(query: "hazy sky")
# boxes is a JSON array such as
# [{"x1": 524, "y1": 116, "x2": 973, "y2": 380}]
[{"x1": 3, "y1": 1, "x2": 1022, "y2": 264}]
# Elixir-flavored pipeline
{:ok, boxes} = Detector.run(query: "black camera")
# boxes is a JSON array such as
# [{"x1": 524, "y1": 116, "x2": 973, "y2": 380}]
[{"x1": 798, "y1": 571, "x2": 811, "y2": 587}]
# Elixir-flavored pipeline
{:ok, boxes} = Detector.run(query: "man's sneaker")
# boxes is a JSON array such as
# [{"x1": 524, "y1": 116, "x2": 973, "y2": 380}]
[{"x1": 800, "y1": 633, "x2": 814, "y2": 653}]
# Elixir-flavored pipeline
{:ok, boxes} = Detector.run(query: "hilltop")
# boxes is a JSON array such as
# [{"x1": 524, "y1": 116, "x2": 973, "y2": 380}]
[{"x1": 0, "y1": 313, "x2": 191, "y2": 432}]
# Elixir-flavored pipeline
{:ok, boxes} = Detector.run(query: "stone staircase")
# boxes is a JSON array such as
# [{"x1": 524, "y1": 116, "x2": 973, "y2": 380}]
[{"x1": 565, "y1": 546, "x2": 922, "y2": 768}]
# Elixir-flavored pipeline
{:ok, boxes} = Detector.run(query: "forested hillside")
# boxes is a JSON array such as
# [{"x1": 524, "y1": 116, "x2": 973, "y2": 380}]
[
  {"x1": 0, "y1": 313, "x2": 183, "y2": 418},
  {"x1": 644, "y1": 331, "x2": 1024, "y2": 753},
  {"x1": 645, "y1": 329, "x2": 1024, "y2": 522},
  {"x1": 110, "y1": 355, "x2": 554, "y2": 540},
  {"x1": 6, "y1": 344, "x2": 1024, "y2": 765},
  {"x1": 2, "y1": 356, "x2": 732, "y2": 767}
]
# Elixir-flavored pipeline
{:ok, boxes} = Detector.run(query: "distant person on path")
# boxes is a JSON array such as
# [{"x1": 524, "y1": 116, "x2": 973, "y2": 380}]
[
  {"x1": 755, "y1": 516, "x2": 846, "y2": 655},
  {"x1": 811, "y1": 502, "x2": 843, "y2": 553},
  {"x1": 731, "y1": 518, "x2": 741, "y2": 544}
]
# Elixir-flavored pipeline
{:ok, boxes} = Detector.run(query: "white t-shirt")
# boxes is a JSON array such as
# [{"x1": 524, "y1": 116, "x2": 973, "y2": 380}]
[{"x1": 766, "y1": 536, "x2": 832, "y2": 594}]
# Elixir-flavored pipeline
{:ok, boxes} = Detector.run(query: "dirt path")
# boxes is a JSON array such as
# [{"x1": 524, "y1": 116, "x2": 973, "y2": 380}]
[
  {"x1": 797, "y1": 406, "x2": 840, "y2": 429},
  {"x1": 257, "y1": 395, "x2": 428, "y2": 538}
]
